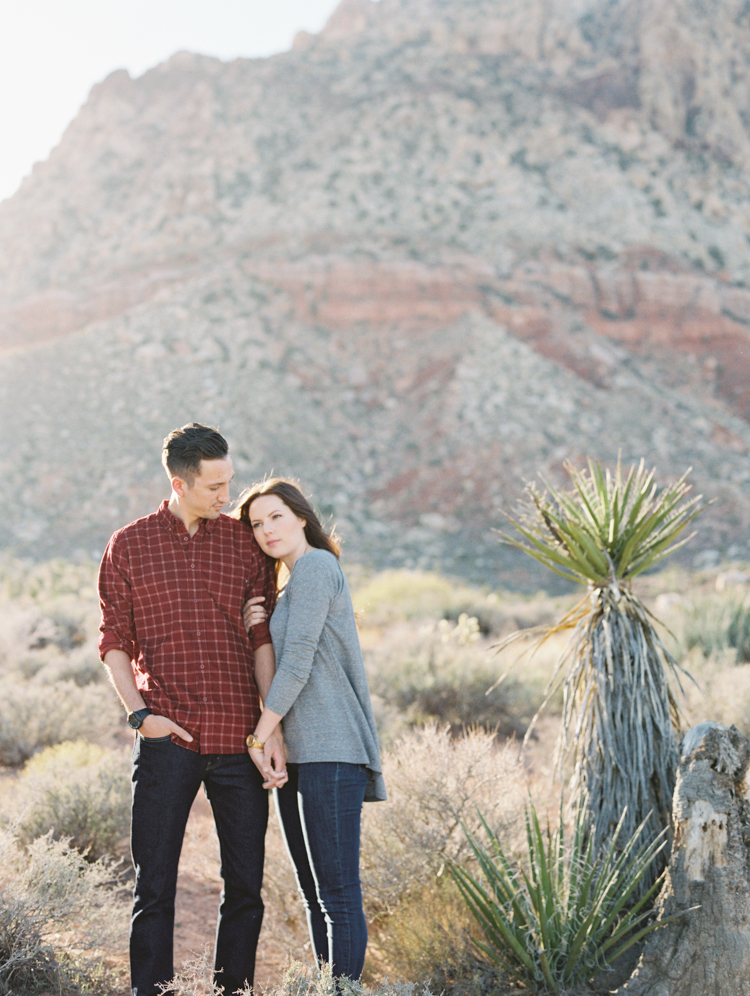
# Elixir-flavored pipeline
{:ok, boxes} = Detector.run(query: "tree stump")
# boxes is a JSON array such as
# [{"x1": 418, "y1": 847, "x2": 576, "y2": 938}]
[{"x1": 617, "y1": 722, "x2": 750, "y2": 996}]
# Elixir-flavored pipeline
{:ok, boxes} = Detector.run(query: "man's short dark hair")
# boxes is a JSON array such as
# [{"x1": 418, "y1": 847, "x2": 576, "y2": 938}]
[{"x1": 162, "y1": 423, "x2": 229, "y2": 485}]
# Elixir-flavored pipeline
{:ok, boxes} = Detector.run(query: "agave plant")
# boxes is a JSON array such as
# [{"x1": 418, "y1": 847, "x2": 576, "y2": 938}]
[
  {"x1": 450, "y1": 800, "x2": 676, "y2": 994},
  {"x1": 499, "y1": 458, "x2": 706, "y2": 865}
]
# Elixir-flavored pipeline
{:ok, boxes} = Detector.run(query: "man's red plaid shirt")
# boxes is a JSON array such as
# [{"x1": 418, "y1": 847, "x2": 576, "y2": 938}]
[{"x1": 98, "y1": 500, "x2": 276, "y2": 754}]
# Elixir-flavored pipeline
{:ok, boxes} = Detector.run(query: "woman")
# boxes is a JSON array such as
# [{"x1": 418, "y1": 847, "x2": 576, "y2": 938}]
[{"x1": 234, "y1": 478, "x2": 386, "y2": 981}]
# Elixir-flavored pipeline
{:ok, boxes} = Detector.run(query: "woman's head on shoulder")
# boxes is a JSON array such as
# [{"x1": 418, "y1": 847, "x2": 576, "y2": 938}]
[{"x1": 233, "y1": 477, "x2": 340, "y2": 563}]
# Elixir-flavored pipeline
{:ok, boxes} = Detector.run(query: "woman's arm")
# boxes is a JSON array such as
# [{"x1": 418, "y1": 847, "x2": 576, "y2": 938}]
[
  {"x1": 250, "y1": 643, "x2": 287, "y2": 788},
  {"x1": 260, "y1": 554, "x2": 337, "y2": 716},
  {"x1": 247, "y1": 703, "x2": 285, "y2": 785},
  {"x1": 249, "y1": 553, "x2": 339, "y2": 782}
]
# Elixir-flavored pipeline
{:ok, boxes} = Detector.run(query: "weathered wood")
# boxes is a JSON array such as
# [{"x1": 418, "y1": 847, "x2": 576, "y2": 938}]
[{"x1": 617, "y1": 722, "x2": 750, "y2": 996}]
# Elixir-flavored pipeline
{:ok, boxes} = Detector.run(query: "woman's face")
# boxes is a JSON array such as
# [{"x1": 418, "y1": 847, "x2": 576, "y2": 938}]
[{"x1": 248, "y1": 493, "x2": 308, "y2": 564}]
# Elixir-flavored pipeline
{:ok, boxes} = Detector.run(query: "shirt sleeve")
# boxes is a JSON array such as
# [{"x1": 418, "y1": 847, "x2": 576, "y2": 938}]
[
  {"x1": 244, "y1": 544, "x2": 277, "y2": 652},
  {"x1": 97, "y1": 532, "x2": 138, "y2": 662},
  {"x1": 263, "y1": 553, "x2": 338, "y2": 717}
]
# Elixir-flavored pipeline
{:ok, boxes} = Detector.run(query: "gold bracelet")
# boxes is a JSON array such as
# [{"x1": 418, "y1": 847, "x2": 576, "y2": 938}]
[{"x1": 246, "y1": 734, "x2": 265, "y2": 750}]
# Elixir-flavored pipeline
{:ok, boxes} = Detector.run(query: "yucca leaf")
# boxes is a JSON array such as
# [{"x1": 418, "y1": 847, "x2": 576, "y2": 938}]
[{"x1": 453, "y1": 799, "x2": 675, "y2": 992}]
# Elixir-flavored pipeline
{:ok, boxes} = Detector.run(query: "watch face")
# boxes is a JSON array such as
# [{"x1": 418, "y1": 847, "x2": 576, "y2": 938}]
[{"x1": 128, "y1": 710, "x2": 148, "y2": 729}]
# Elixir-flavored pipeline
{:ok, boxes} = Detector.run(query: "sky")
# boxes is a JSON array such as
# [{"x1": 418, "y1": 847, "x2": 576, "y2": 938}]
[{"x1": 1, "y1": 0, "x2": 345, "y2": 203}]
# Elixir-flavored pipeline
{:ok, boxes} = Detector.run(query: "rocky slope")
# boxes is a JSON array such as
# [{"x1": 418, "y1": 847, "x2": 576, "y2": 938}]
[{"x1": 2, "y1": 0, "x2": 750, "y2": 581}]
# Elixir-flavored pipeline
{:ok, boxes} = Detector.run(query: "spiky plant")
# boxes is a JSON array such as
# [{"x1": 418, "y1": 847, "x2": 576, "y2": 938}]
[
  {"x1": 499, "y1": 458, "x2": 706, "y2": 866},
  {"x1": 450, "y1": 800, "x2": 675, "y2": 993}
]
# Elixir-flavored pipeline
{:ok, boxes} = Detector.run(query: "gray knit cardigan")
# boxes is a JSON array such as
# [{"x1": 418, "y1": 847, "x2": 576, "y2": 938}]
[{"x1": 263, "y1": 549, "x2": 386, "y2": 801}]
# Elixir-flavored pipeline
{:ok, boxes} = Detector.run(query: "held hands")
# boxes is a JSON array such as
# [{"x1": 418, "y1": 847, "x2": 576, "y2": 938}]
[
  {"x1": 247, "y1": 727, "x2": 288, "y2": 790},
  {"x1": 139, "y1": 713, "x2": 193, "y2": 742},
  {"x1": 243, "y1": 596, "x2": 267, "y2": 631}
]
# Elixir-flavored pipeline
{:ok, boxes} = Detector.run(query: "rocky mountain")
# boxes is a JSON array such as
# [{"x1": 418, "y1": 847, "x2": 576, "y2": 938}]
[{"x1": 2, "y1": 0, "x2": 750, "y2": 583}]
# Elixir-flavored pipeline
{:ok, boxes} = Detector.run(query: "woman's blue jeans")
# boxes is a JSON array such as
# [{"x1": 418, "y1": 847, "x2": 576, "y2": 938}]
[
  {"x1": 275, "y1": 762, "x2": 369, "y2": 980},
  {"x1": 130, "y1": 736, "x2": 268, "y2": 996}
]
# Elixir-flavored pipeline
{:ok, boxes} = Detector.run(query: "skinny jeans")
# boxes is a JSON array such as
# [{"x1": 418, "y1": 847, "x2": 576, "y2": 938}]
[
  {"x1": 275, "y1": 761, "x2": 369, "y2": 980},
  {"x1": 130, "y1": 735, "x2": 268, "y2": 996}
]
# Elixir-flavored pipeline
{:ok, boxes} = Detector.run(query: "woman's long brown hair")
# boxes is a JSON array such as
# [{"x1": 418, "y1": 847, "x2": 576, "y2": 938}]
[{"x1": 232, "y1": 478, "x2": 340, "y2": 589}]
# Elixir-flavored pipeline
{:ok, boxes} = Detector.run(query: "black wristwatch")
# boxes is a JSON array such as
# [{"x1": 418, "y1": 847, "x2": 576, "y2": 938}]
[{"x1": 127, "y1": 708, "x2": 152, "y2": 730}]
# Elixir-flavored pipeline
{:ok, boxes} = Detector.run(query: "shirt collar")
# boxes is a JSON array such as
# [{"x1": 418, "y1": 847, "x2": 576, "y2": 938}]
[{"x1": 156, "y1": 499, "x2": 222, "y2": 537}]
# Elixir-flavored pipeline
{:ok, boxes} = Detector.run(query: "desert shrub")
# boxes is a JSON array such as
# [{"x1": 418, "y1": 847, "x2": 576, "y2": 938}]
[
  {"x1": 681, "y1": 651, "x2": 750, "y2": 738},
  {"x1": 363, "y1": 875, "x2": 503, "y2": 991},
  {"x1": 679, "y1": 591, "x2": 750, "y2": 664},
  {"x1": 360, "y1": 726, "x2": 526, "y2": 986},
  {"x1": 353, "y1": 569, "x2": 559, "y2": 637},
  {"x1": 27, "y1": 644, "x2": 104, "y2": 686},
  {"x1": 0, "y1": 828, "x2": 126, "y2": 994},
  {"x1": 451, "y1": 801, "x2": 671, "y2": 995},
  {"x1": 0, "y1": 556, "x2": 96, "y2": 603},
  {"x1": 162, "y1": 953, "x2": 438, "y2": 996},
  {"x1": 9, "y1": 741, "x2": 130, "y2": 860},
  {"x1": 258, "y1": 727, "x2": 528, "y2": 986},
  {"x1": 0, "y1": 597, "x2": 96, "y2": 658},
  {"x1": 360, "y1": 726, "x2": 526, "y2": 917},
  {"x1": 365, "y1": 618, "x2": 538, "y2": 741},
  {"x1": 0, "y1": 678, "x2": 120, "y2": 765},
  {"x1": 353, "y1": 570, "x2": 487, "y2": 626}
]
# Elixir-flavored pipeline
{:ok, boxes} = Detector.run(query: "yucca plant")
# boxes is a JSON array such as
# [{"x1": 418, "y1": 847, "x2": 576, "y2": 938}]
[
  {"x1": 498, "y1": 458, "x2": 706, "y2": 868},
  {"x1": 450, "y1": 799, "x2": 676, "y2": 994}
]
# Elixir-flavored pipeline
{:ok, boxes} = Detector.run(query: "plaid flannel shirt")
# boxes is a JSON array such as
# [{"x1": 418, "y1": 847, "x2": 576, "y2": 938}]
[{"x1": 98, "y1": 500, "x2": 276, "y2": 753}]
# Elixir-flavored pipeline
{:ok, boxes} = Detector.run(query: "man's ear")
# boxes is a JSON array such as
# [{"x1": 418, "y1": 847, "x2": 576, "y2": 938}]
[{"x1": 172, "y1": 476, "x2": 187, "y2": 497}]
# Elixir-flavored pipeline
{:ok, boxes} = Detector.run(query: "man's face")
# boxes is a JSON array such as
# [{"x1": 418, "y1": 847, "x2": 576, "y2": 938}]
[{"x1": 177, "y1": 457, "x2": 234, "y2": 521}]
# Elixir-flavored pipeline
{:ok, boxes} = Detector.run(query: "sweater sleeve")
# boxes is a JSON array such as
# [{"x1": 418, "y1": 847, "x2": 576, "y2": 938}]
[{"x1": 263, "y1": 552, "x2": 338, "y2": 717}]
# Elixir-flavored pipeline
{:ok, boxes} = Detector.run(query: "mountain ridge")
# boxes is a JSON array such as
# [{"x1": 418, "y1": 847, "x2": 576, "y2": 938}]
[{"x1": 2, "y1": 0, "x2": 749, "y2": 580}]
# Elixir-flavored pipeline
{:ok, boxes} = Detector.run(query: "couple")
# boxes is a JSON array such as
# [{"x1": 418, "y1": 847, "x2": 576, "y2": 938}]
[{"x1": 97, "y1": 422, "x2": 385, "y2": 996}]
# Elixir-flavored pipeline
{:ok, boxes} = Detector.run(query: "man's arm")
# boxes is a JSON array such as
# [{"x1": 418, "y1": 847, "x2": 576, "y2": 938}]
[{"x1": 103, "y1": 649, "x2": 193, "y2": 743}]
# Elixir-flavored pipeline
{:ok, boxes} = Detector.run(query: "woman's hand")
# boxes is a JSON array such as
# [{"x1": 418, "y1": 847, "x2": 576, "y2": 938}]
[
  {"x1": 247, "y1": 727, "x2": 288, "y2": 790},
  {"x1": 243, "y1": 596, "x2": 267, "y2": 631}
]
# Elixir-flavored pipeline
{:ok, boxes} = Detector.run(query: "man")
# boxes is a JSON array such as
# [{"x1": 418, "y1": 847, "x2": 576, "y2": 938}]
[{"x1": 98, "y1": 422, "x2": 284, "y2": 996}]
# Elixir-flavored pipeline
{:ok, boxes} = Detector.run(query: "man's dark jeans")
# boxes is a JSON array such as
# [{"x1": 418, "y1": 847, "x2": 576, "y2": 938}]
[
  {"x1": 130, "y1": 736, "x2": 268, "y2": 996},
  {"x1": 275, "y1": 762, "x2": 369, "y2": 980}
]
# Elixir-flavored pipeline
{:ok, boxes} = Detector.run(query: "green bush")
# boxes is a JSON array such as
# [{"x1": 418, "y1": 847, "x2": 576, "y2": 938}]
[
  {"x1": 0, "y1": 829, "x2": 126, "y2": 994},
  {"x1": 0, "y1": 678, "x2": 119, "y2": 765},
  {"x1": 352, "y1": 569, "x2": 558, "y2": 637},
  {"x1": 680, "y1": 591, "x2": 750, "y2": 663},
  {"x1": 10, "y1": 741, "x2": 130, "y2": 861},
  {"x1": 365, "y1": 618, "x2": 535, "y2": 740},
  {"x1": 353, "y1": 570, "x2": 486, "y2": 626},
  {"x1": 0, "y1": 556, "x2": 96, "y2": 603},
  {"x1": 451, "y1": 800, "x2": 673, "y2": 994}
]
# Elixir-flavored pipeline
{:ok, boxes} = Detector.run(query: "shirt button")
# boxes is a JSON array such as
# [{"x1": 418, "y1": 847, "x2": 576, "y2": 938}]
[
  {"x1": 196, "y1": 631, "x2": 201, "y2": 636},
  {"x1": 183, "y1": 537, "x2": 188, "y2": 542},
  {"x1": 203, "y1": 697, "x2": 208, "y2": 702},
  {"x1": 191, "y1": 564, "x2": 195, "y2": 568},
  {"x1": 200, "y1": 665, "x2": 205, "y2": 669}
]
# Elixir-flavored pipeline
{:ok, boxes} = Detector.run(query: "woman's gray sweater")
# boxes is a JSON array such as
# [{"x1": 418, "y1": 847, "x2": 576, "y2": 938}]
[{"x1": 264, "y1": 549, "x2": 386, "y2": 801}]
